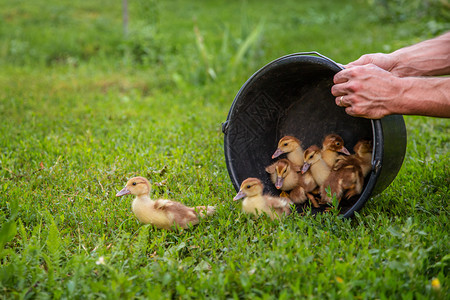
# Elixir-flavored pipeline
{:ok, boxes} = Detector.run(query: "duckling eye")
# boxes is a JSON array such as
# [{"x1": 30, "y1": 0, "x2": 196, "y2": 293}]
[
  {"x1": 246, "y1": 185, "x2": 251, "y2": 189},
  {"x1": 283, "y1": 143, "x2": 288, "y2": 146},
  {"x1": 132, "y1": 182, "x2": 137, "y2": 186},
  {"x1": 336, "y1": 142, "x2": 340, "y2": 146}
]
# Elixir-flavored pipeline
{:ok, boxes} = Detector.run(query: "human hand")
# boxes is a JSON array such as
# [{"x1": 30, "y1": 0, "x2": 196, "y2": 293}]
[
  {"x1": 345, "y1": 53, "x2": 399, "y2": 75},
  {"x1": 331, "y1": 64, "x2": 403, "y2": 119}
]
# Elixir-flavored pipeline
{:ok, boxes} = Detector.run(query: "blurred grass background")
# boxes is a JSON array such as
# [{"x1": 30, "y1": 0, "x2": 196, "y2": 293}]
[{"x1": 0, "y1": 0, "x2": 449, "y2": 298}]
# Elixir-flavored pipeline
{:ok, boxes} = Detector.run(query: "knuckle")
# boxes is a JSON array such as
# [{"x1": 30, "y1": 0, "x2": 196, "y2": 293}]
[{"x1": 347, "y1": 82, "x2": 360, "y2": 92}]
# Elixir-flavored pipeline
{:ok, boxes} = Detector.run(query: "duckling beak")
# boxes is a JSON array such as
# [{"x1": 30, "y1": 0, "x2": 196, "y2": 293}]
[
  {"x1": 116, "y1": 187, "x2": 131, "y2": 197},
  {"x1": 339, "y1": 147, "x2": 350, "y2": 155},
  {"x1": 233, "y1": 190, "x2": 246, "y2": 201},
  {"x1": 275, "y1": 177, "x2": 284, "y2": 189},
  {"x1": 301, "y1": 162, "x2": 311, "y2": 174},
  {"x1": 272, "y1": 149, "x2": 284, "y2": 159}
]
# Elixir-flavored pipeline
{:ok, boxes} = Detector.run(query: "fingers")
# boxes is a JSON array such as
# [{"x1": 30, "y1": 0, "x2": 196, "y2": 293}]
[
  {"x1": 345, "y1": 106, "x2": 357, "y2": 117},
  {"x1": 333, "y1": 69, "x2": 349, "y2": 85},
  {"x1": 335, "y1": 95, "x2": 350, "y2": 108},
  {"x1": 331, "y1": 71, "x2": 351, "y2": 97}
]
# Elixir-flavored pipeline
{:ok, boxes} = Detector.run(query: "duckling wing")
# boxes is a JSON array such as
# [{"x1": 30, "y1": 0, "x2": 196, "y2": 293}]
[
  {"x1": 154, "y1": 199, "x2": 174, "y2": 209},
  {"x1": 266, "y1": 196, "x2": 292, "y2": 216},
  {"x1": 153, "y1": 199, "x2": 200, "y2": 229},
  {"x1": 298, "y1": 172, "x2": 317, "y2": 193}
]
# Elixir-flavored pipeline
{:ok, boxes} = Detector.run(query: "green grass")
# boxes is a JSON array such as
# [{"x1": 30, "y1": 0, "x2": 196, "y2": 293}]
[{"x1": 0, "y1": 0, "x2": 449, "y2": 298}]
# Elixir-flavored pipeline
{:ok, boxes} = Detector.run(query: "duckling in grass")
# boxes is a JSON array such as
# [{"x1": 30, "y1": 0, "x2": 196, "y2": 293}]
[
  {"x1": 321, "y1": 134, "x2": 350, "y2": 168},
  {"x1": 116, "y1": 176, "x2": 215, "y2": 230},
  {"x1": 272, "y1": 136, "x2": 304, "y2": 167},
  {"x1": 233, "y1": 177, "x2": 292, "y2": 220}
]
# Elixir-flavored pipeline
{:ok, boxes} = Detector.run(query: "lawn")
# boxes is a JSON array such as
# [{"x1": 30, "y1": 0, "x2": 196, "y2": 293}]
[{"x1": 0, "y1": 0, "x2": 449, "y2": 298}]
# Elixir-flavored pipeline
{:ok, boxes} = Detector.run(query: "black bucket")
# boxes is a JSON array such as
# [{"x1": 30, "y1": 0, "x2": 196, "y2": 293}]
[{"x1": 222, "y1": 52, "x2": 407, "y2": 218}]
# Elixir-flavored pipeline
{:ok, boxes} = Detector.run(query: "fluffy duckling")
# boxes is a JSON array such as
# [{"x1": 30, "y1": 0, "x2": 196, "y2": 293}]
[
  {"x1": 302, "y1": 145, "x2": 331, "y2": 188},
  {"x1": 116, "y1": 176, "x2": 215, "y2": 230},
  {"x1": 320, "y1": 162, "x2": 363, "y2": 204},
  {"x1": 320, "y1": 140, "x2": 373, "y2": 204},
  {"x1": 233, "y1": 178, "x2": 292, "y2": 220},
  {"x1": 321, "y1": 134, "x2": 350, "y2": 168},
  {"x1": 265, "y1": 159, "x2": 319, "y2": 207},
  {"x1": 272, "y1": 136, "x2": 304, "y2": 167},
  {"x1": 320, "y1": 140, "x2": 372, "y2": 203},
  {"x1": 352, "y1": 139, "x2": 373, "y2": 177},
  {"x1": 265, "y1": 159, "x2": 301, "y2": 191},
  {"x1": 290, "y1": 170, "x2": 320, "y2": 207}
]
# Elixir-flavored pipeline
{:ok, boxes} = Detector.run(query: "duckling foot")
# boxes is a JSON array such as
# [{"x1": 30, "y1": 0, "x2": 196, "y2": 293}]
[
  {"x1": 306, "y1": 193, "x2": 320, "y2": 208},
  {"x1": 279, "y1": 191, "x2": 290, "y2": 199}
]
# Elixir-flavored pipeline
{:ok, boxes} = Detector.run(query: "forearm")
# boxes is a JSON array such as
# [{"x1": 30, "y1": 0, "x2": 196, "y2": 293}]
[
  {"x1": 390, "y1": 32, "x2": 450, "y2": 77},
  {"x1": 393, "y1": 77, "x2": 450, "y2": 117}
]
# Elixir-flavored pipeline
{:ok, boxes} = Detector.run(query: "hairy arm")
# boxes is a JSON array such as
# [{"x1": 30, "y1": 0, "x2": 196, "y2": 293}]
[{"x1": 347, "y1": 31, "x2": 450, "y2": 77}]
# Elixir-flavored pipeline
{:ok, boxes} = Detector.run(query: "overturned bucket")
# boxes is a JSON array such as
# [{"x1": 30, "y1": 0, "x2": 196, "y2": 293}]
[{"x1": 222, "y1": 52, "x2": 407, "y2": 218}]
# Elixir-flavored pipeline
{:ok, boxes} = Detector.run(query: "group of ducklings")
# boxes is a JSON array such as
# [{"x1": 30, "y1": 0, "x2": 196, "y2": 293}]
[
  {"x1": 233, "y1": 134, "x2": 373, "y2": 220},
  {"x1": 115, "y1": 134, "x2": 372, "y2": 230}
]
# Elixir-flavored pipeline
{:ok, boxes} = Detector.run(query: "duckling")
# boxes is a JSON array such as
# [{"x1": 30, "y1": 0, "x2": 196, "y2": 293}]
[
  {"x1": 302, "y1": 145, "x2": 331, "y2": 188},
  {"x1": 265, "y1": 159, "x2": 301, "y2": 191},
  {"x1": 272, "y1": 136, "x2": 304, "y2": 167},
  {"x1": 320, "y1": 162, "x2": 364, "y2": 204},
  {"x1": 321, "y1": 140, "x2": 373, "y2": 203},
  {"x1": 321, "y1": 134, "x2": 350, "y2": 168},
  {"x1": 353, "y1": 139, "x2": 373, "y2": 177},
  {"x1": 116, "y1": 176, "x2": 215, "y2": 230},
  {"x1": 265, "y1": 159, "x2": 319, "y2": 207},
  {"x1": 233, "y1": 177, "x2": 292, "y2": 220},
  {"x1": 292, "y1": 169, "x2": 321, "y2": 208}
]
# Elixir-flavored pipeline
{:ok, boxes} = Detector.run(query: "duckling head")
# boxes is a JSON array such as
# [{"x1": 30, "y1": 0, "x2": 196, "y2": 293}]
[
  {"x1": 116, "y1": 176, "x2": 151, "y2": 197},
  {"x1": 302, "y1": 145, "x2": 321, "y2": 173},
  {"x1": 233, "y1": 177, "x2": 263, "y2": 200},
  {"x1": 265, "y1": 159, "x2": 291, "y2": 189},
  {"x1": 354, "y1": 140, "x2": 373, "y2": 156},
  {"x1": 322, "y1": 134, "x2": 350, "y2": 155},
  {"x1": 272, "y1": 136, "x2": 302, "y2": 158}
]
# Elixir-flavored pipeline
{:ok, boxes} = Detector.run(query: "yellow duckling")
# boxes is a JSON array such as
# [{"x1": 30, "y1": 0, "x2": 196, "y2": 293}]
[
  {"x1": 265, "y1": 158, "x2": 301, "y2": 191},
  {"x1": 116, "y1": 176, "x2": 215, "y2": 230},
  {"x1": 265, "y1": 159, "x2": 319, "y2": 207},
  {"x1": 321, "y1": 134, "x2": 350, "y2": 168},
  {"x1": 302, "y1": 145, "x2": 331, "y2": 188},
  {"x1": 233, "y1": 177, "x2": 292, "y2": 220},
  {"x1": 272, "y1": 136, "x2": 304, "y2": 167}
]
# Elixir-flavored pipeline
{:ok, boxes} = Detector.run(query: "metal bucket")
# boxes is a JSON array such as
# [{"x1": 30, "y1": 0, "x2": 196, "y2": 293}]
[{"x1": 222, "y1": 52, "x2": 407, "y2": 217}]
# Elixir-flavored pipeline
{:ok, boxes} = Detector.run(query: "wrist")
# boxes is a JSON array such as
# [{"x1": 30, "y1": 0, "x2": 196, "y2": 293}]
[
  {"x1": 392, "y1": 77, "x2": 450, "y2": 117},
  {"x1": 387, "y1": 76, "x2": 410, "y2": 115}
]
